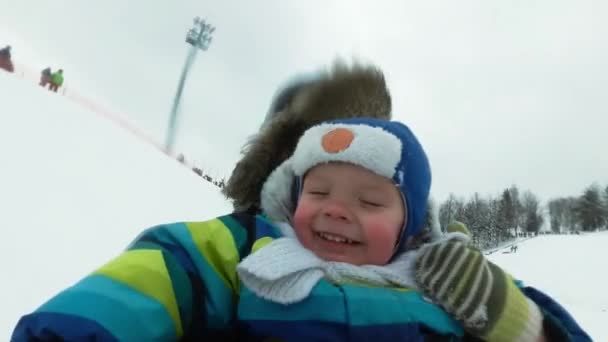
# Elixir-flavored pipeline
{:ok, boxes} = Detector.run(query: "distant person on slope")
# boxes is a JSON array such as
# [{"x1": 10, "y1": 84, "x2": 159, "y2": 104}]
[
  {"x1": 39, "y1": 67, "x2": 52, "y2": 88},
  {"x1": 0, "y1": 45, "x2": 11, "y2": 57},
  {"x1": 49, "y1": 69, "x2": 64, "y2": 92},
  {"x1": 0, "y1": 45, "x2": 14, "y2": 73}
]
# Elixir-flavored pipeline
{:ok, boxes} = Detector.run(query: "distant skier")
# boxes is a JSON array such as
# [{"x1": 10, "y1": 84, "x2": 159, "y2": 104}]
[
  {"x1": 49, "y1": 69, "x2": 64, "y2": 92},
  {"x1": 39, "y1": 67, "x2": 52, "y2": 88},
  {"x1": 0, "y1": 45, "x2": 14, "y2": 73},
  {"x1": 0, "y1": 45, "x2": 11, "y2": 57}
]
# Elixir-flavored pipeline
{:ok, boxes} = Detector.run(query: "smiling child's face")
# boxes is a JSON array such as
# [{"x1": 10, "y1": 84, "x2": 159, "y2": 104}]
[{"x1": 292, "y1": 162, "x2": 406, "y2": 266}]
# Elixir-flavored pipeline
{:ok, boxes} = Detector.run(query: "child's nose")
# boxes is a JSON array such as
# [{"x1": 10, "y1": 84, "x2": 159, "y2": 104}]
[{"x1": 322, "y1": 202, "x2": 352, "y2": 222}]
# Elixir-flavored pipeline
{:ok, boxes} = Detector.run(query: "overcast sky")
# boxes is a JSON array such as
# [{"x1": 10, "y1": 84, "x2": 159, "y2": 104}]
[{"x1": 1, "y1": 0, "x2": 606, "y2": 203}]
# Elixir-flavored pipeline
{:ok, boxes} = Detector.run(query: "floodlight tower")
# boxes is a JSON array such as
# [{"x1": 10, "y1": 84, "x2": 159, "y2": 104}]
[{"x1": 165, "y1": 17, "x2": 215, "y2": 152}]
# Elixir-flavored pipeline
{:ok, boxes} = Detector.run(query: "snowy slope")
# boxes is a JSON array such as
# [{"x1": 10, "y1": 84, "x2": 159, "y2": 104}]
[
  {"x1": 489, "y1": 232, "x2": 608, "y2": 340},
  {"x1": 0, "y1": 73, "x2": 232, "y2": 338},
  {"x1": 1, "y1": 72, "x2": 604, "y2": 339}
]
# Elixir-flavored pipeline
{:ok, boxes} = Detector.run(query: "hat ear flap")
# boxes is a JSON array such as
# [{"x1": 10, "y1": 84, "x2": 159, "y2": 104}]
[{"x1": 260, "y1": 159, "x2": 298, "y2": 223}]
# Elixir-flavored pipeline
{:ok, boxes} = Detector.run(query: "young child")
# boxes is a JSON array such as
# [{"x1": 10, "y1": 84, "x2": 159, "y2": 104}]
[{"x1": 11, "y1": 65, "x2": 590, "y2": 341}]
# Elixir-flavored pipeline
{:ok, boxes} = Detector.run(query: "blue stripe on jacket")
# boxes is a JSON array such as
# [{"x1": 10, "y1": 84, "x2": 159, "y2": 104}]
[
  {"x1": 241, "y1": 319, "x2": 430, "y2": 342},
  {"x1": 12, "y1": 274, "x2": 179, "y2": 341},
  {"x1": 12, "y1": 312, "x2": 118, "y2": 342},
  {"x1": 522, "y1": 286, "x2": 592, "y2": 341}
]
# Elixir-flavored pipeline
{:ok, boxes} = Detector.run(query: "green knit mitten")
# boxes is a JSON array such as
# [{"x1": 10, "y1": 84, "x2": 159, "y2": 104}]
[
  {"x1": 415, "y1": 239, "x2": 543, "y2": 341},
  {"x1": 446, "y1": 221, "x2": 471, "y2": 237}
]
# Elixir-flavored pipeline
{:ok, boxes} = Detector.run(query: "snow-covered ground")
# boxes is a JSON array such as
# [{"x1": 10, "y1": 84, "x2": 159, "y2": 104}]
[
  {"x1": 489, "y1": 232, "x2": 608, "y2": 340},
  {"x1": 1, "y1": 72, "x2": 605, "y2": 339},
  {"x1": 0, "y1": 72, "x2": 232, "y2": 338}
]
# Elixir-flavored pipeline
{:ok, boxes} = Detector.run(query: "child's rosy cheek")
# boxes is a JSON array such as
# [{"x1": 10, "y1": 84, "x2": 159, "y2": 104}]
[
  {"x1": 293, "y1": 203, "x2": 311, "y2": 233},
  {"x1": 364, "y1": 227, "x2": 399, "y2": 264},
  {"x1": 367, "y1": 225, "x2": 400, "y2": 247}
]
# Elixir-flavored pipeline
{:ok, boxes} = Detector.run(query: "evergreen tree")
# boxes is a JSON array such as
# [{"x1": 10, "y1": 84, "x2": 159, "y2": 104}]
[
  {"x1": 487, "y1": 197, "x2": 503, "y2": 246},
  {"x1": 463, "y1": 193, "x2": 492, "y2": 249},
  {"x1": 548, "y1": 198, "x2": 567, "y2": 233},
  {"x1": 574, "y1": 184, "x2": 605, "y2": 231},
  {"x1": 424, "y1": 198, "x2": 437, "y2": 232},
  {"x1": 603, "y1": 185, "x2": 608, "y2": 228},
  {"x1": 521, "y1": 191, "x2": 543, "y2": 233},
  {"x1": 439, "y1": 194, "x2": 464, "y2": 231},
  {"x1": 508, "y1": 185, "x2": 524, "y2": 236},
  {"x1": 563, "y1": 197, "x2": 579, "y2": 232},
  {"x1": 498, "y1": 188, "x2": 516, "y2": 235}
]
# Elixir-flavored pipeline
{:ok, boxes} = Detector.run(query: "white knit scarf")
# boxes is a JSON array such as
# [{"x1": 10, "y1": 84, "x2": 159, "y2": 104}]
[{"x1": 236, "y1": 222, "x2": 422, "y2": 305}]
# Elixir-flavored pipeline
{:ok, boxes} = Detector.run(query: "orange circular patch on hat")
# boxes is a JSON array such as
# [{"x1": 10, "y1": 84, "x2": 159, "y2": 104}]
[{"x1": 321, "y1": 128, "x2": 355, "y2": 153}]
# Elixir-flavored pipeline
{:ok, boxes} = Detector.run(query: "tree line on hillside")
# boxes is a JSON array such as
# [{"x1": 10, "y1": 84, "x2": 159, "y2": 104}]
[
  {"x1": 191, "y1": 152, "x2": 606, "y2": 252},
  {"x1": 431, "y1": 183, "x2": 608, "y2": 250}
]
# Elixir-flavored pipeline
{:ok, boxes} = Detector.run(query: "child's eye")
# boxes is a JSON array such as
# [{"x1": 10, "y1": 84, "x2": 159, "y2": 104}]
[
  {"x1": 360, "y1": 199, "x2": 383, "y2": 207},
  {"x1": 308, "y1": 191, "x2": 328, "y2": 196}
]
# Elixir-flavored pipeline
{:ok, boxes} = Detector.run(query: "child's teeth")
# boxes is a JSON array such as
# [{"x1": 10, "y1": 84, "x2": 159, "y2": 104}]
[{"x1": 319, "y1": 232, "x2": 354, "y2": 244}]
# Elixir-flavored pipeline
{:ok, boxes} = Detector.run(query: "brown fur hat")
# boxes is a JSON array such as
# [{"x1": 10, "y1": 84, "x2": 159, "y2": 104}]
[{"x1": 223, "y1": 61, "x2": 393, "y2": 212}]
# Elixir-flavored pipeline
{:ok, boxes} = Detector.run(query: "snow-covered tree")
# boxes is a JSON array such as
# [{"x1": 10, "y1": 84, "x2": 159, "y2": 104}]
[
  {"x1": 521, "y1": 191, "x2": 543, "y2": 233},
  {"x1": 438, "y1": 193, "x2": 464, "y2": 230},
  {"x1": 574, "y1": 184, "x2": 606, "y2": 231},
  {"x1": 424, "y1": 198, "x2": 436, "y2": 231},
  {"x1": 548, "y1": 198, "x2": 566, "y2": 233},
  {"x1": 603, "y1": 185, "x2": 608, "y2": 229},
  {"x1": 462, "y1": 193, "x2": 494, "y2": 249},
  {"x1": 497, "y1": 188, "x2": 517, "y2": 234}
]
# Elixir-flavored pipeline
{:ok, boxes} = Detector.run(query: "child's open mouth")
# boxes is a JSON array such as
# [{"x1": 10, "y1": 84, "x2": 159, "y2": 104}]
[{"x1": 315, "y1": 231, "x2": 360, "y2": 245}]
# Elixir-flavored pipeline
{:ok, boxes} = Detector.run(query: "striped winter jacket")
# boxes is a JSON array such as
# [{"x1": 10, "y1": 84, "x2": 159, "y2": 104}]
[{"x1": 12, "y1": 213, "x2": 590, "y2": 341}]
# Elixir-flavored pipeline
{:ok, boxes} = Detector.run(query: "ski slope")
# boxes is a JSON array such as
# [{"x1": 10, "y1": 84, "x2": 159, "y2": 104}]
[
  {"x1": 488, "y1": 232, "x2": 608, "y2": 340},
  {"x1": 0, "y1": 72, "x2": 233, "y2": 338},
  {"x1": 1, "y1": 72, "x2": 605, "y2": 339}
]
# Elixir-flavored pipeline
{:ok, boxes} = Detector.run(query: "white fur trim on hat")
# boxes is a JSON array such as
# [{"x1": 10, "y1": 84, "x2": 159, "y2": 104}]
[
  {"x1": 261, "y1": 159, "x2": 297, "y2": 223},
  {"x1": 291, "y1": 123, "x2": 402, "y2": 180},
  {"x1": 261, "y1": 122, "x2": 404, "y2": 223}
]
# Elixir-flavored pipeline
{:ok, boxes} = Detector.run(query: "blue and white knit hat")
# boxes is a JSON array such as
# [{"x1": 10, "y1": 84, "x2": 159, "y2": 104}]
[{"x1": 260, "y1": 117, "x2": 431, "y2": 255}]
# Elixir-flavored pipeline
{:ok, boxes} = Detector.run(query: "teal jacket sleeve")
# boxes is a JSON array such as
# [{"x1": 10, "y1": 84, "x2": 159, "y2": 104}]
[{"x1": 11, "y1": 213, "x2": 255, "y2": 341}]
